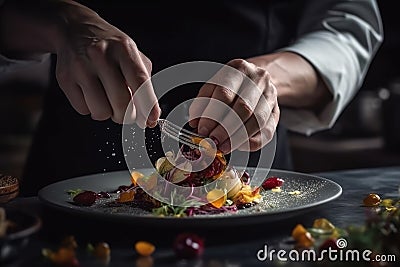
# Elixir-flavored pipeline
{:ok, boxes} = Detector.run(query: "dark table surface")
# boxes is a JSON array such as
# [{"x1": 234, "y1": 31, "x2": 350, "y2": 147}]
[{"x1": 2, "y1": 166, "x2": 400, "y2": 267}]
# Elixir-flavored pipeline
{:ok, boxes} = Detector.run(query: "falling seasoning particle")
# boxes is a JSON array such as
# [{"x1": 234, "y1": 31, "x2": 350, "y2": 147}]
[{"x1": 111, "y1": 153, "x2": 116, "y2": 157}]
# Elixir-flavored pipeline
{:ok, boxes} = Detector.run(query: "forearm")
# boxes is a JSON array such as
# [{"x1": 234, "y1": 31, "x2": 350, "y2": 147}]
[
  {"x1": 0, "y1": 0, "x2": 92, "y2": 58},
  {"x1": 247, "y1": 52, "x2": 332, "y2": 112}
]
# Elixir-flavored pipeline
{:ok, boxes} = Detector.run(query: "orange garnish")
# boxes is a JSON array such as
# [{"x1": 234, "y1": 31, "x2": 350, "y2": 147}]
[
  {"x1": 131, "y1": 171, "x2": 144, "y2": 186},
  {"x1": 206, "y1": 189, "x2": 227, "y2": 208},
  {"x1": 45, "y1": 247, "x2": 77, "y2": 266},
  {"x1": 296, "y1": 232, "x2": 315, "y2": 248},
  {"x1": 137, "y1": 173, "x2": 158, "y2": 191},
  {"x1": 117, "y1": 189, "x2": 135, "y2": 203},
  {"x1": 291, "y1": 224, "x2": 307, "y2": 240},
  {"x1": 93, "y1": 242, "x2": 111, "y2": 260},
  {"x1": 135, "y1": 241, "x2": 156, "y2": 256},
  {"x1": 291, "y1": 224, "x2": 314, "y2": 247},
  {"x1": 231, "y1": 185, "x2": 261, "y2": 205}
]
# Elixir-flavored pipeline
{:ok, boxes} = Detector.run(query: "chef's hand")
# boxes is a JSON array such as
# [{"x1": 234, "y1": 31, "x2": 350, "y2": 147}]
[
  {"x1": 189, "y1": 59, "x2": 280, "y2": 154},
  {"x1": 54, "y1": 2, "x2": 160, "y2": 127}
]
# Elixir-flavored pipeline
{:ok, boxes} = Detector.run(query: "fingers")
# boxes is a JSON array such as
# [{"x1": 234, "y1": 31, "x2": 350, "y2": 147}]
[
  {"x1": 87, "y1": 40, "x2": 135, "y2": 124},
  {"x1": 56, "y1": 68, "x2": 90, "y2": 115},
  {"x1": 188, "y1": 83, "x2": 214, "y2": 128},
  {"x1": 119, "y1": 41, "x2": 161, "y2": 128},
  {"x1": 65, "y1": 56, "x2": 115, "y2": 121},
  {"x1": 226, "y1": 87, "x2": 279, "y2": 152},
  {"x1": 57, "y1": 33, "x2": 160, "y2": 127},
  {"x1": 237, "y1": 101, "x2": 280, "y2": 151},
  {"x1": 193, "y1": 63, "x2": 245, "y2": 136},
  {"x1": 208, "y1": 75, "x2": 264, "y2": 149},
  {"x1": 193, "y1": 58, "x2": 278, "y2": 153}
]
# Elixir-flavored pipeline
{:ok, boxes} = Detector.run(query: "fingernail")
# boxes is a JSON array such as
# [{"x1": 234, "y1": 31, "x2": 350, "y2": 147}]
[
  {"x1": 198, "y1": 127, "x2": 208, "y2": 136},
  {"x1": 219, "y1": 142, "x2": 230, "y2": 154}
]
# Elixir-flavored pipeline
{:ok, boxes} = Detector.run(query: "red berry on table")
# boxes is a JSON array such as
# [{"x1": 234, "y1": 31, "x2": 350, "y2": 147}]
[
  {"x1": 319, "y1": 238, "x2": 338, "y2": 252},
  {"x1": 173, "y1": 233, "x2": 204, "y2": 259},
  {"x1": 363, "y1": 193, "x2": 381, "y2": 207}
]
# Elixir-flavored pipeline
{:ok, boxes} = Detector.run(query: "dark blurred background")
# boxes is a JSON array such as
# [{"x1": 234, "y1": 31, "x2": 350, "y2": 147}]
[{"x1": 1, "y1": 1, "x2": 399, "y2": 178}]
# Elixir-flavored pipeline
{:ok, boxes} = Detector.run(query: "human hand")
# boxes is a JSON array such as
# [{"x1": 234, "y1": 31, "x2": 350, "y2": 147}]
[
  {"x1": 54, "y1": 3, "x2": 160, "y2": 127},
  {"x1": 189, "y1": 59, "x2": 280, "y2": 154}
]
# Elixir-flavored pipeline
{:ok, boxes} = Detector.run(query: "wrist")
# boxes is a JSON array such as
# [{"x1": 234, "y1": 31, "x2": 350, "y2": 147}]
[{"x1": 247, "y1": 52, "x2": 332, "y2": 110}]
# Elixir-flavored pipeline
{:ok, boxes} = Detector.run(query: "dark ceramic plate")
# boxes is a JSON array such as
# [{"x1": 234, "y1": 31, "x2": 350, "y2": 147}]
[
  {"x1": 0, "y1": 208, "x2": 41, "y2": 262},
  {"x1": 38, "y1": 168, "x2": 342, "y2": 227}
]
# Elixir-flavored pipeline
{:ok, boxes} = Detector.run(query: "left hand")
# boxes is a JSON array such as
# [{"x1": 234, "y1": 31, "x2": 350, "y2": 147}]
[{"x1": 189, "y1": 59, "x2": 280, "y2": 154}]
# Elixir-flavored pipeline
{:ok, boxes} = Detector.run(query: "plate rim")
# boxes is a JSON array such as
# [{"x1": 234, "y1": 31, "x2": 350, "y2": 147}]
[{"x1": 38, "y1": 168, "x2": 342, "y2": 225}]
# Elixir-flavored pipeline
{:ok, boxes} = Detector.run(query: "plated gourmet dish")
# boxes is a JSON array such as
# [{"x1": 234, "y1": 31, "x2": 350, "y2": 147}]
[{"x1": 70, "y1": 137, "x2": 284, "y2": 217}]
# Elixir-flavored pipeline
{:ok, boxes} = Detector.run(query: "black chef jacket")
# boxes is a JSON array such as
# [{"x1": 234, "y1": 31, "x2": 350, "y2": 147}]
[{"x1": 19, "y1": 0, "x2": 347, "y2": 196}]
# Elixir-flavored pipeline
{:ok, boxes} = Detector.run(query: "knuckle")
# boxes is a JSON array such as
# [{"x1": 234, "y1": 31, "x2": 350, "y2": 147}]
[
  {"x1": 236, "y1": 98, "x2": 254, "y2": 118},
  {"x1": 255, "y1": 67, "x2": 266, "y2": 77},
  {"x1": 120, "y1": 36, "x2": 137, "y2": 50},
  {"x1": 255, "y1": 110, "x2": 269, "y2": 128},
  {"x1": 140, "y1": 52, "x2": 152, "y2": 72},
  {"x1": 228, "y1": 58, "x2": 249, "y2": 71},
  {"x1": 216, "y1": 86, "x2": 236, "y2": 101},
  {"x1": 87, "y1": 40, "x2": 108, "y2": 57},
  {"x1": 255, "y1": 68, "x2": 270, "y2": 83}
]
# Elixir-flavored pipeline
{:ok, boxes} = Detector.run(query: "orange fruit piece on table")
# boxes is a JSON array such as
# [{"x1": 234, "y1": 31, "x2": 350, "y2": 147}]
[
  {"x1": 296, "y1": 232, "x2": 315, "y2": 248},
  {"x1": 135, "y1": 241, "x2": 156, "y2": 257},
  {"x1": 291, "y1": 224, "x2": 307, "y2": 241}
]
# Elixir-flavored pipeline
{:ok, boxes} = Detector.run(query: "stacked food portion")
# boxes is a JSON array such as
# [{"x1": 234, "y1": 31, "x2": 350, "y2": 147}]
[{"x1": 125, "y1": 137, "x2": 263, "y2": 216}]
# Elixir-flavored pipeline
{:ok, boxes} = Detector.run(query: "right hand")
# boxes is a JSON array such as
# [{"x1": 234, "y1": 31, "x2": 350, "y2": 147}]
[{"x1": 54, "y1": 2, "x2": 160, "y2": 127}]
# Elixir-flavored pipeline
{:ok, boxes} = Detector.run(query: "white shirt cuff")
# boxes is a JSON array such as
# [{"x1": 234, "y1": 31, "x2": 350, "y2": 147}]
[{"x1": 279, "y1": 30, "x2": 379, "y2": 136}]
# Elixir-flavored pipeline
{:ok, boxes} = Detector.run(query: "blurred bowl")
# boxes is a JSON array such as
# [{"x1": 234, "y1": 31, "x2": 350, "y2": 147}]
[{"x1": 0, "y1": 207, "x2": 41, "y2": 263}]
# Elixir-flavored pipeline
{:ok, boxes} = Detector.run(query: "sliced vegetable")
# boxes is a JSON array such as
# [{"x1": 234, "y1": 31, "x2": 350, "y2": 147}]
[{"x1": 206, "y1": 189, "x2": 227, "y2": 208}]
